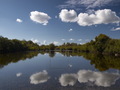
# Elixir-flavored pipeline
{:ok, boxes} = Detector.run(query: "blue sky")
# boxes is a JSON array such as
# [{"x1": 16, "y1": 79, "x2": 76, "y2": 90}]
[{"x1": 0, "y1": 0, "x2": 120, "y2": 45}]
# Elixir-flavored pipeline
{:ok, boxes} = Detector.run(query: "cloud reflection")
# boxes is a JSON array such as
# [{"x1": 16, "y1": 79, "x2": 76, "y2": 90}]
[
  {"x1": 30, "y1": 70, "x2": 50, "y2": 84},
  {"x1": 59, "y1": 70, "x2": 120, "y2": 87},
  {"x1": 78, "y1": 70, "x2": 120, "y2": 87},
  {"x1": 59, "y1": 73, "x2": 78, "y2": 86},
  {"x1": 16, "y1": 73, "x2": 22, "y2": 77}
]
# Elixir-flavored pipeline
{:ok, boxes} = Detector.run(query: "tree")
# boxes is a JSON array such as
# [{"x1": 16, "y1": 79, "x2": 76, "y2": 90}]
[
  {"x1": 49, "y1": 43, "x2": 55, "y2": 50},
  {"x1": 94, "y1": 34, "x2": 111, "y2": 53}
]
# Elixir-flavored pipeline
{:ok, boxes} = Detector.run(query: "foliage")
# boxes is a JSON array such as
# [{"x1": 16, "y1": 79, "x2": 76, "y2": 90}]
[
  {"x1": 0, "y1": 51, "x2": 39, "y2": 68},
  {"x1": 1, "y1": 34, "x2": 120, "y2": 54},
  {"x1": 0, "y1": 36, "x2": 40, "y2": 53},
  {"x1": 58, "y1": 51, "x2": 120, "y2": 71},
  {"x1": 49, "y1": 34, "x2": 120, "y2": 55}
]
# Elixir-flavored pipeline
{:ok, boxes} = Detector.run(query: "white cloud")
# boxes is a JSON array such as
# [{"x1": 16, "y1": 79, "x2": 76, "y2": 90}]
[
  {"x1": 69, "y1": 38, "x2": 74, "y2": 41},
  {"x1": 59, "y1": 73, "x2": 78, "y2": 86},
  {"x1": 93, "y1": 38, "x2": 96, "y2": 41},
  {"x1": 80, "y1": 42, "x2": 85, "y2": 45},
  {"x1": 30, "y1": 70, "x2": 50, "y2": 84},
  {"x1": 58, "y1": 70, "x2": 120, "y2": 87},
  {"x1": 111, "y1": 27, "x2": 120, "y2": 31},
  {"x1": 30, "y1": 11, "x2": 51, "y2": 25},
  {"x1": 78, "y1": 39, "x2": 82, "y2": 41},
  {"x1": 41, "y1": 40, "x2": 58, "y2": 45},
  {"x1": 16, "y1": 18, "x2": 23, "y2": 23},
  {"x1": 59, "y1": 9, "x2": 78, "y2": 22},
  {"x1": 31, "y1": 38, "x2": 41, "y2": 45},
  {"x1": 61, "y1": 39, "x2": 66, "y2": 41},
  {"x1": 59, "y1": 0, "x2": 118, "y2": 9},
  {"x1": 69, "y1": 28, "x2": 73, "y2": 32},
  {"x1": 77, "y1": 9, "x2": 120, "y2": 26},
  {"x1": 16, "y1": 73, "x2": 22, "y2": 77},
  {"x1": 53, "y1": 41, "x2": 59, "y2": 45},
  {"x1": 77, "y1": 70, "x2": 120, "y2": 87},
  {"x1": 59, "y1": 9, "x2": 120, "y2": 26},
  {"x1": 80, "y1": 0, "x2": 113, "y2": 8},
  {"x1": 31, "y1": 38, "x2": 39, "y2": 43},
  {"x1": 43, "y1": 40, "x2": 47, "y2": 45},
  {"x1": 40, "y1": 40, "x2": 47, "y2": 45}
]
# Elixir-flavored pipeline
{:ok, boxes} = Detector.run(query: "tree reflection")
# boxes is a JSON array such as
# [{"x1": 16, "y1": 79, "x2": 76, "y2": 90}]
[
  {"x1": 1, "y1": 51, "x2": 120, "y2": 71},
  {"x1": 59, "y1": 51, "x2": 120, "y2": 71},
  {"x1": 0, "y1": 51, "x2": 39, "y2": 69},
  {"x1": 39, "y1": 51, "x2": 56, "y2": 58}
]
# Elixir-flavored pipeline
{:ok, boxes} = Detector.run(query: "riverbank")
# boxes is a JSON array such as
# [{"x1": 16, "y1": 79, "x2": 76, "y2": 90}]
[{"x1": 1, "y1": 34, "x2": 120, "y2": 55}]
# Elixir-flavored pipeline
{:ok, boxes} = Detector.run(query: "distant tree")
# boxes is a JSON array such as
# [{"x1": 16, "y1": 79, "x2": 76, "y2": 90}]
[
  {"x1": 0, "y1": 36, "x2": 40, "y2": 53},
  {"x1": 49, "y1": 43, "x2": 55, "y2": 50},
  {"x1": 94, "y1": 34, "x2": 111, "y2": 53}
]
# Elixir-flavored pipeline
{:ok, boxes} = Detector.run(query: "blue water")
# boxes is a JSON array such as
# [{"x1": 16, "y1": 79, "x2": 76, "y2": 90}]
[{"x1": 0, "y1": 52, "x2": 120, "y2": 90}]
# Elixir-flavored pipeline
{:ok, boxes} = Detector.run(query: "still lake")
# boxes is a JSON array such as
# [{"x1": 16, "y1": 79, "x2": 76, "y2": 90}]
[{"x1": 0, "y1": 51, "x2": 120, "y2": 90}]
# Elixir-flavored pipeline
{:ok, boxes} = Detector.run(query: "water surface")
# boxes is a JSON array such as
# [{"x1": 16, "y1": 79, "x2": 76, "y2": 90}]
[{"x1": 0, "y1": 51, "x2": 120, "y2": 90}]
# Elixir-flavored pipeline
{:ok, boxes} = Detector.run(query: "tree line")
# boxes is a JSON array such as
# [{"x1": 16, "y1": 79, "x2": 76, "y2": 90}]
[
  {"x1": 1, "y1": 34, "x2": 120, "y2": 54},
  {"x1": 0, "y1": 36, "x2": 40, "y2": 53},
  {"x1": 40, "y1": 34, "x2": 120, "y2": 55}
]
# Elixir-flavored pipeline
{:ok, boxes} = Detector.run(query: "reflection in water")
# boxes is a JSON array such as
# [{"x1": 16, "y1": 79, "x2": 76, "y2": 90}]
[
  {"x1": 1, "y1": 51, "x2": 120, "y2": 71},
  {"x1": 16, "y1": 73, "x2": 22, "y2": 77},
  {"x1": 30, "y1": 70, "x2": 50, "y2": 84},
  {"x1": 59, "y1": 70, "x2": 120, "y2": 87},
  {"x1": 68, "y1": 64, "x2": 72, "y2": 68},
  {"x1": 0, "y1": 52, "x2": 120, "y2": 90},
  {"x1": 0, "y1": 51, "x2": 39, "y2": 69},
  {"x1": 58, "y1": 51, "x2": 120, "y2": 71},
  {"x1": 78, "y1": 70, "x2": 120, "y2": 87},
  {"x1": 59, "y1": 74, "x2": 78, "y2": 86},
  {"x1": 40, "y1": 51, "x2": 56, "y2": 58}
]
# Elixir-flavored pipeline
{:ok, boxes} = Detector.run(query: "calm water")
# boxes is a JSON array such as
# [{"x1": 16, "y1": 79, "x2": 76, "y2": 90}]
[{"x1": 0, "y1": 51, "x2": 120, "y2": 90}]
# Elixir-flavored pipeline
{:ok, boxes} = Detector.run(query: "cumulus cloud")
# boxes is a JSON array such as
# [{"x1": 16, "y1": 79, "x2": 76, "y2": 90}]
[
  {"x1": 58, "y1": 70, "x2": 120, "y2": 87},
  {"x1": 30, "y1": 70, "x2": 50, "y2": 84},
  {"x1": 16, "y1": 73, "x2": 22, "y2": 77},
  {"x1": 59, "y1": 73, "x2": 78, "y2": 86},
  {"x1": 77, "y1": 70, "x2": 120, "y2": 87},
  {"x1": 59, "y1": 9, "x2": 120, "y2": 26},
  {"x1": 61, "y1": 39, "x2": 66, "y2": 41},
  {"x1": 59, "y1": 0, "x2": 119, "y2": 9},
  {"x1": 31, "y1": 38, "x2": 41, "y2": 45},
  {"x1": 78, "y1": 39, "x2": 82, "y2": 41},
  {"x1": 53, "y1": 41, "x2": 59, "y2": 45},
  {"x1": 111, "y1": 27, "x2": 120, "y2": 31},
  {"x1": 77, "y1": 9, "x2": 120, "y2": 26},
  {"x1": 69, "y1": 38, "x2": 74, "y2": 41},
  {"x1": 40, "y1": 40, "x2": 47, "y2": 45},
  {"x1": 59, "y1": 9, "x2": 78, "y2": 22},
  {"x1": 41, "y1": 40, "x2": 59, "y2": 45},
  {"x1": 31, "y1": 38, "x2": 39, "y2": 43},
  {"x1": 80, "y1": 42, "x2": 85, "y2": 45},
  {"x1": 43, "y1": 40, "x2": 47, "y2": 45},
  {"x1": 30, "y1": 11, "x2": 51, "y2": 25},
  {"x1": 69, "y1": 28, "x2": 73, "y2": 32},
  {"x1": 16, "y1": 18, "x2": 23, "y2": 23}
]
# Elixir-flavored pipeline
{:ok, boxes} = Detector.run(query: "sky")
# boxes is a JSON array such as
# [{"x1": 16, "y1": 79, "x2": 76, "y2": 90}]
[{"x1": 0, "y1": 0, "x2": 120, "y2": 45}]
